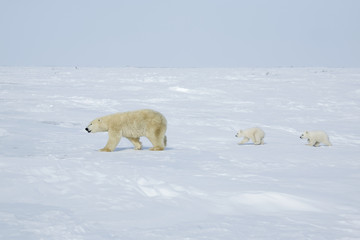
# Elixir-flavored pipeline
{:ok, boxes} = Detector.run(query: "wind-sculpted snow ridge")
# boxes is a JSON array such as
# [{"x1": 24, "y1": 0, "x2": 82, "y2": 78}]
[{"x1": 0, "y1": 67, "x2": 360, "y2": 240}]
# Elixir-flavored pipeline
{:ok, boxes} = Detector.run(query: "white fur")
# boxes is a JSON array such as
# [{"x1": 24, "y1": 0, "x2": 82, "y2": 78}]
[
  {"x1": 86, "y1": 109, "x2": 167, "y2": 152},
  {"x1": 300, "y1": 130, "x2": 332, "y2": 147},
  {"x1": 236, "y1": 127, "x2": 265, "y2": 145}
]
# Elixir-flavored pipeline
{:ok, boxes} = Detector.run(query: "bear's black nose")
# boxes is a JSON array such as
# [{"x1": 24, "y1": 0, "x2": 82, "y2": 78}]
[{"x1": 85, "y1": 128, "x2": 90, "y2": 133}]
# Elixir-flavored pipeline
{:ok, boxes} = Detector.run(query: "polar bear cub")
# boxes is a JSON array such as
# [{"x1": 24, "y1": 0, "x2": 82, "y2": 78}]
[
  {"x1": 300, "y1": 130, "x2": 332, "y2": 147},
  {"x1": 236, "y1": 127, "x2": 265, "y2": 145},
  {"x1": 85, "y1": 109, "x2": 167, "y2": 152}
]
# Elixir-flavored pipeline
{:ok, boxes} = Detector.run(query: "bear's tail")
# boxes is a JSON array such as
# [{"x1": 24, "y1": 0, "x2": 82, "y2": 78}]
[{"x1": 164, "y1": 135, "x2": 167, "y2": 147}]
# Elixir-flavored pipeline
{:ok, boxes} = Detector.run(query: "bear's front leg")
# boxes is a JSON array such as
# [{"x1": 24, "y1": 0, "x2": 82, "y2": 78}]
[
  {"x1": 100, "y1": 148, "x2": 112, "y2": 152},
  {"x1": 239, "y1": 137, "x2": 249, "y2": 144},
  {"x1": 100, "y1": 131, "x2": 121, "y2": 152},
  {"x1": 306, "y1": 140, "x2": 316, "y2": 146}
]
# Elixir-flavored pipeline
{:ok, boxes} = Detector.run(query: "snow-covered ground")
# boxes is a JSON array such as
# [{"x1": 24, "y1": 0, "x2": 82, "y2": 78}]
[{"x1": 0, "y1": 67, "x2": 359, "y2": 240}]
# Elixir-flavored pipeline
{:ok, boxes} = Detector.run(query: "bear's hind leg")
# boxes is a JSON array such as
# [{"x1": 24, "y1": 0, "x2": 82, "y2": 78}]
[
  {"x1": 127, "y1": 137, "x2": 142, "y2": 150},
  {"x1": 148, "y1": 136, "x2": 165, "y2": 151},
  {"x1": 253, "y1": 133, "x2": 263, "y2": 145},
  {"x1": 147, "y1": 127, "x2": 166, "y2": 151},
  {"x1": 249, "y1": 134, "x2": 257, "y2": 144},
  {"x1": 324, "y1": 139, "x2": 332, "y2": 146},
  {"x1": 149, "y1": 141, "x2": 165, "y2": 151}
]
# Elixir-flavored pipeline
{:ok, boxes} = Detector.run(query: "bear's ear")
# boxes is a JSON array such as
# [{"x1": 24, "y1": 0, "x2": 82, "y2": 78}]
[{"x1": 305, "y1": 131, "x2": 309, "y2": 134}]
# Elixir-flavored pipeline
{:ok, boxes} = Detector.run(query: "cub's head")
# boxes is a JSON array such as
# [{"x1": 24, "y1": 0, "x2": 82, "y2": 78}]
[
  {"x1": 85, "y1": 117, "x2": 108, "y2": 133},
  {"x1": 300, "y1": 131, "x2": 309, "y2": 139},
  {"x1": 235, "y1": 130, "x2": 244, "y2": 138}
]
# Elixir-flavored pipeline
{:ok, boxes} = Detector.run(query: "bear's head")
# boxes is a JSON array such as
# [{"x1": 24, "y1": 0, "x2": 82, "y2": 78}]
[
  {"x1": 300, "y1": 131, "x2": 309, "y2": 139},
  {"x1": 235, "y1": 130, "x2": 244, "y2": 138},
  {"x1": 85, "y1": 118, "x2": 108, "y2": 133}
]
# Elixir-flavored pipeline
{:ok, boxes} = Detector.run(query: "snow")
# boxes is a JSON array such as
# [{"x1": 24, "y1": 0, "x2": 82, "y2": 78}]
[{"x1": 0, "y1": 67, "x2": 360, "y2": 240}]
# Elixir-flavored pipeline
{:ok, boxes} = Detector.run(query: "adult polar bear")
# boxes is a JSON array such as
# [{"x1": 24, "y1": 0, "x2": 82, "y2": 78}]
[{"x1": 86, "y1": 109, "x2": 167, "y2": 152}]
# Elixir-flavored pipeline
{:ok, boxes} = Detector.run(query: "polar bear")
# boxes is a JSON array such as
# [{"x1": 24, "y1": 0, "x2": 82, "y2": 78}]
[
  {"x1": 85, "y1": 109, "x2": 167, "y2": 152},
  {"x1": 300, "y1": 130, "x2": 332, "y2": 147},
  {"x1": 235, "y1": 127, "x2": 265, "y2": 145}
]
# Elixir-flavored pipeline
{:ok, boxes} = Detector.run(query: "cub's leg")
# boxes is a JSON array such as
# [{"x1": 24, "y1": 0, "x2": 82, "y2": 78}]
[
  {"x1": 249, "y1": 134, "x2": 257, "y2": 144},
  {"x1": 253, "y1": 133, "x2": 263, "y2": 145},
  {"x1": 239, "y1": 137, "x2": 250, "y2": 144},
  {"x1": 306, "y1": 139, "x2": 316, "y2": 147}
]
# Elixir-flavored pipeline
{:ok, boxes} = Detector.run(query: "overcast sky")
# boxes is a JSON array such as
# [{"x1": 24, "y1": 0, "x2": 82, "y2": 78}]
[{"x1": 1, "y1": 0, "x2": 359, "y2": 67}]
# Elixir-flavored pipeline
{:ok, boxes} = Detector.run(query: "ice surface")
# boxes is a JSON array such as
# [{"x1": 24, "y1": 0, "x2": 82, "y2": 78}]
[{"x1": 0, "y1": 67, "x2": 359, "y2": 239}]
